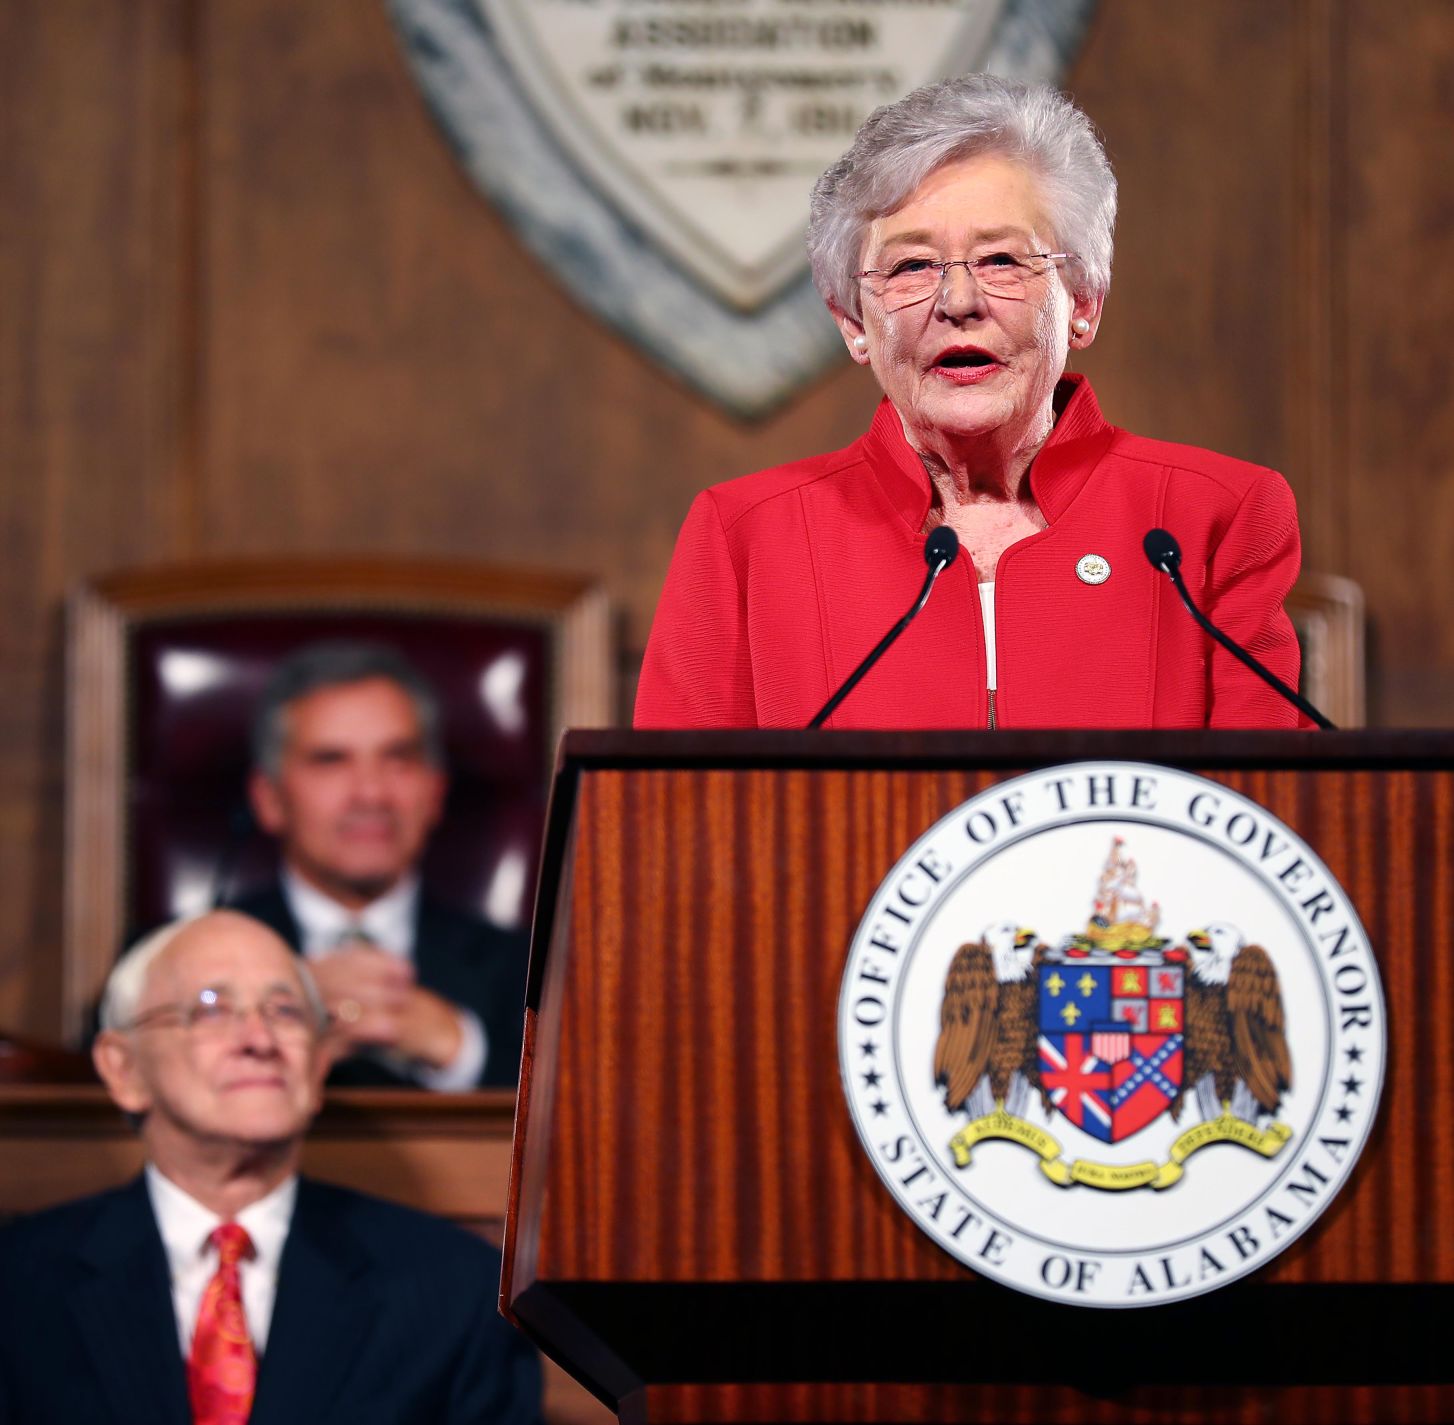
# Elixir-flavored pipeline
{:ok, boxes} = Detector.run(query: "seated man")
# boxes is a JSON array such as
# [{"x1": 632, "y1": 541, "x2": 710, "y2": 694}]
[
  {"x1": 0, "y1": 911, "x2": 540, "y2": 1425},
  {"x1": 235, "y1": 641, "x2": 527, "y2": 1088}
]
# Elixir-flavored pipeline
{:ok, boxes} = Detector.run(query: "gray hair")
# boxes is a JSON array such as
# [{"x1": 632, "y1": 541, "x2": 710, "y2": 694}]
[
  {"x1": 251, "y1": 641, "x2": 444, "y2": 778},
  {"x1": 807, "y1": 73, "x2": 1117, "y2": 319},
  {"x1": 100, "y1": 913, "x2": 328, "y2": 1031}
]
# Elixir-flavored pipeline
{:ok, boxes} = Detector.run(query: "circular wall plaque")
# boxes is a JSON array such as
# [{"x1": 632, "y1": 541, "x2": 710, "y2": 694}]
[{"x1": 838, "y1": 761, "x2": 1385, "y2": 1307}]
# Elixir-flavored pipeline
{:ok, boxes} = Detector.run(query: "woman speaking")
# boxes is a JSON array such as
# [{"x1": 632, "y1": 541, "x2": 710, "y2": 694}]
[{"x1": 634, "y1": 75, "x2": 1304, "y2": 730}]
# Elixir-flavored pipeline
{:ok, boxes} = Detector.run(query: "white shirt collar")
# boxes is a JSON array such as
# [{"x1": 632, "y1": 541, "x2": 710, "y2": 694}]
[
  {"x1": 281, "y1": 865, "x2": 419, "y2": 960},
  {"x1": 145, "y1": 1163, "x2": 298, "y2": 1354},
  {"x1": 146, "y1": 1163, "x2": 297, "y2": 1273}
]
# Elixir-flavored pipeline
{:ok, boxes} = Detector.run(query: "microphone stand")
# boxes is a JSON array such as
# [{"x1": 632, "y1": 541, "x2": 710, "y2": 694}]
[
  {"x1": 1143, "y1": 530, "x2": 1336, "y2": 730},
  {"x1": 808, "y1": 530, "x2": 959, "y2": 729}
]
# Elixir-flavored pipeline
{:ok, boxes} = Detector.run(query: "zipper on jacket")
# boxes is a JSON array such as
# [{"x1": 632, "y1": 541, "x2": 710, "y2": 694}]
[{"x1": 987, "y1": 688, "x2": 997, "y2": 729}]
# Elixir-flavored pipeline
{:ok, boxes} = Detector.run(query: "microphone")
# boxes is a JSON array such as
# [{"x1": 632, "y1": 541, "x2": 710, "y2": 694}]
[
  {"x1": 1142, "y1": 527, "x2": 1181, "y2": 576},
  {"x1": 1141, "y1": 527, "x2": 1335, "y2": 729},
  {"x1": 808, "y1": 526, "x2": 959, "y2": 729}
]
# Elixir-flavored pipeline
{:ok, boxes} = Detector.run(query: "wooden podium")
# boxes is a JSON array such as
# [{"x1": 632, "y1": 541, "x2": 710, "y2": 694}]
[{"x1": 502, "y1": 731, "x2": 1453, "y2": 1424}]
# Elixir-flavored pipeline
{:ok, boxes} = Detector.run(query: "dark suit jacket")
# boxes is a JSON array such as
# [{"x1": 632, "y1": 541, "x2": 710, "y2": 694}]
[
  {"x1": 232, "y1": 884, "x2": 528, "y2": 1088},
  {"x1": 0, "y1": 1176, "x2": 540, "y2": 1425}
]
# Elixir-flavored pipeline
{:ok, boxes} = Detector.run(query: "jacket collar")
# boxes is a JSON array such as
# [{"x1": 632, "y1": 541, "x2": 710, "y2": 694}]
[
  {"x1": 248, "y1": 1179, "x2": 376, "y2": 1425},
  {"x1": 64, "y1": 1175, "x2": 379, "y2": 1425},
  {"x1": 861, "y1": 372, "x2": 1118, "y2": 530},
  {"x1": 69, "y1": 1177, "x2": 191, "y2": 1425}
]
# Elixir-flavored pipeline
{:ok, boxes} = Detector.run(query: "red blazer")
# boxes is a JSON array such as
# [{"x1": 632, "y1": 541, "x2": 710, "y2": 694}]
[{"x1": 634, "y1": 376, "x2": 1304, "y2": 730}]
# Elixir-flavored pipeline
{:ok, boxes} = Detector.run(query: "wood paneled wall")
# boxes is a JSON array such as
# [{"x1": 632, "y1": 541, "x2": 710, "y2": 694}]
[{"x1": 3, "y1": 1, "x2": 1452, "y2": 1039}]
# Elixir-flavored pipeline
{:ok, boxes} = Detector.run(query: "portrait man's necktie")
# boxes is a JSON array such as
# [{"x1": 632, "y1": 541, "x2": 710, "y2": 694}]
[{"x1": 188, "y1": 1222, "x2": 256, "y2": 1425}]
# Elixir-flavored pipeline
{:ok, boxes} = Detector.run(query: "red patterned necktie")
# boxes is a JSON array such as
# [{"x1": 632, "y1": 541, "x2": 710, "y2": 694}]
[{"x1": 187, "y1": 1222, "x2": 256, "y2": 1425}]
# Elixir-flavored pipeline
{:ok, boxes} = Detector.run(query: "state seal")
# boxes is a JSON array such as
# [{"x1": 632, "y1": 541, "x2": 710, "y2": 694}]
[{"x1": 838, "y1": 761, "x2": 1385, "y2": 1308}]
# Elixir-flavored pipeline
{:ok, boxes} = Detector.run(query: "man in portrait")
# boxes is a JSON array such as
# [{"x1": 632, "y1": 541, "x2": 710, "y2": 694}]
[{"x1": 234, "y1": 642, "x2": 527, "y2": 1088}]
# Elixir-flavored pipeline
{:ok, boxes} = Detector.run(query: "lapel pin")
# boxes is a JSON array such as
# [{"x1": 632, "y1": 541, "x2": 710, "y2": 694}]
[{"x1": 1076, "y1": 554, "x2": 1111, "y2": 585}]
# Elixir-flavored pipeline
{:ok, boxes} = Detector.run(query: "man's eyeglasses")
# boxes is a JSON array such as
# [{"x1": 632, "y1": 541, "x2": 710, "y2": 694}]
[
  {"x1": 855, "y1": 252, "x2": 1077, "y2": 311},
  {"x1": 127, "y1": 988, "x2": 318, "y2": 1040}
]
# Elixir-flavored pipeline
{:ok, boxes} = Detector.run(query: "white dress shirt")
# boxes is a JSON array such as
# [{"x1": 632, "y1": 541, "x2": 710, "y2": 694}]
[
  {"x1": 979, "y1": 582, "x2": 997, "y2": 691},
  {"x1": 281, "y1": 867, "x2": 487, "y2": 1090},
  {"x1": 146, "y1": 1164, "x2": 297, "y2": 1358}
]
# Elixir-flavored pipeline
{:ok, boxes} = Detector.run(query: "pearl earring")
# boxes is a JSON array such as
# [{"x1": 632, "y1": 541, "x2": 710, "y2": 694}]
[
  {"x1": 1071, "y1": 318, "x2": 1090, "y2": 336},
  {"x1": 853, "y1": 335, "x2": 868, "y2": 350}
]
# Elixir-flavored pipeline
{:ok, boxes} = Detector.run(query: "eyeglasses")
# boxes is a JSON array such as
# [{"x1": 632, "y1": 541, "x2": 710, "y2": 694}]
[
  {"x1": 128, "y1": 988, "x2": 318, "y2": 1040},
  {"x1": 854, "y1": 252, "x2": 1077, "y2": 311}
]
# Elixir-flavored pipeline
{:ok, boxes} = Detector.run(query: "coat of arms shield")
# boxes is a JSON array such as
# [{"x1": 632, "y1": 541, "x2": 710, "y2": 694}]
[{"x1": 1038, "y1": 956, "x2": 1186, "y2": 1143}]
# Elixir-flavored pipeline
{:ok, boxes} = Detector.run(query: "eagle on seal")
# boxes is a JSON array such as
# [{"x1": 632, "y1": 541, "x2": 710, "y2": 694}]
[
  {"x1": 934, "y1": 921, "x2": 1043, "y2": 1120},
  {"x1": 1174, "y1": 921, "x2": 1293, "y2": 1124}
]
